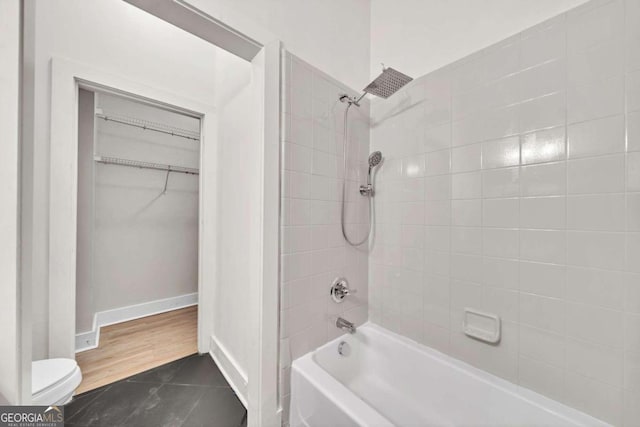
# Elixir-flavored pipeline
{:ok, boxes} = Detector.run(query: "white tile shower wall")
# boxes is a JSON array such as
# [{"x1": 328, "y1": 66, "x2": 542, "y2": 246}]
[
  {"x1": 280, "y1": 52, "x2": 370, "y2": 421},
  {"x1": 370, "y1": 0, "x2": 640, "y2": 425}
]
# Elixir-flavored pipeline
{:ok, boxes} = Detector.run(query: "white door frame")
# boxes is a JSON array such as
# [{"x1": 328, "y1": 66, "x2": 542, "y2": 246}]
[
  {"x1": 48, "y1": 57, "x2": 217, "y2": 359},
  {"x1": 46, "y1": 42, "x2": 282, "y2": 426},
  {"x1": 0, "y1": 0, "x2": 23, "y2": 405}
]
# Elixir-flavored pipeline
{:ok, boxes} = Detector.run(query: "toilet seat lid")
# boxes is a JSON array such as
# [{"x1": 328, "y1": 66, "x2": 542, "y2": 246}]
[{"x1": 32, "y1": 358, "x2": 78, "y2": 395}]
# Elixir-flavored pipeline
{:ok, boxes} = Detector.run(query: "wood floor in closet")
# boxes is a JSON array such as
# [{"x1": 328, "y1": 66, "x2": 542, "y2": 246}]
[{"x1": 75, "y1": 305, "x2": 198, "y2": 394}]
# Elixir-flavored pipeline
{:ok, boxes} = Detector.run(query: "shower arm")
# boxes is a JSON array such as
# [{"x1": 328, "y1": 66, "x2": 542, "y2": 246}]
[{"x1": 339, "y1": 92, "x2": 367, "y2": 107}]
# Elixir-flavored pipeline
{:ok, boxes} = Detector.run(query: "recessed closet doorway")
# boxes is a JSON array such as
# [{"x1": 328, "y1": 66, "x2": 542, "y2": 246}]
[{"x1": 74, "y1": 89, "x2": 202, "y2": 393}]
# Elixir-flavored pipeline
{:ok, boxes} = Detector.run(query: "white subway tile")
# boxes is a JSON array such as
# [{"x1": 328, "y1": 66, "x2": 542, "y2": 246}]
[
  {"x1": 290, "y1": 58, "x2": 313, "y2": 94},
  {"x1": 520, "y1": 196, "x2": 566, "y2": 230},
  {"x1": 519, "y1": 293, "x2": 565, "y2": 334},
  {"x1": 627, "y1": 233, "x2": 640, "y2": 274},
  {"x1": 625, "y1": 351, "x2": 640, "y2": 391},
  {"x1": 520, "y1": 229, "x2": 567, "y2": 264},
  {"x1": 483, "y1": 104, "x2": 519, "y2": 141},
  {"x1": 450, "y1": 254, "x2": 483, "y2": 284},
  {"x1": 519, "y1": 59, "x2": 566, "y2": 101},
  {"x1": 451, "y1": 171, "x2": 481, "y2": 199},
  {"x1": 483, "y1": 286, "x2": 519, "y2": 322},
  {"x1": 482, "y1": 228, "x2": 519, "y2": 259},
  {"x1": 482, "y1": 167, "x2": 520, "y2": 198},
  {"x1": 566, "y1": 339, "x2": 623, "y2": 386},
  {"x1": 289, "y1": 198, "x2": 311, "y2": 225},
  {"x1": 567, "y1": 0, "x2": 624, "y2": 53},
  {"x1": 425, "y1": 175, "x2": 451, "y2": 201},
  {"x1": 452, "y1": 114, "x2": 485, "y2": 147},
  {"x1": 567, "y1": 154, "x2": 625, "y2": 194},
  {"x1": 481, "y1": 136, "x2": 520, "y2": 169},
  {"x1": 285, "y1": 142, "x2": 313, "y2": 173},
  {"x1": 567, "y1": 39, "x2": 624, "y2": 85},
  {"x1": 626, "y1": 313, "x2": 640, "y2": 353},
  {"x1": 422, "y1": 322, "x2": 450, "y2": 353},
  {"x1": 567, "y1": 231, "x2": 626, "y2": 270},
  {"x1": 425, "y1": 226, "x2": 451, "y2": 252},
  {"x1": 450, "y1": 278, "x2": 483, "y2": 308},
  {"x1": 629, "y1": 111, "x2": 640, "y2": 152},
  {"x1": 521, "y1": 127, "x2": 566, "y2": 165},
  {"x1": 282, "y1": 226, "x2": 312, "y2": 254},
  {"x1": 563, "y1": 371, "x2": 623, "y2": 426},
  {"x1": 423, "y1": 275, "x2": 451, "y2": 324},
  {"x1": 451, "y1": 227, "x2": 482, "y2": 255},
  {"x1": 520, "y1": 162, "x2": 567, "y2": 196},
  {"x1": 403, "y1": 155, "x2": 426, "y2": 178},
  {"x1": 628, "y1": 70, "x2": 640, "y2": 113},
  {"x1": 401, "y1": 201, "x2": 425, "y2": 225},
  {"x1": 519, "y1": 92, "x2": 566, "y2": 133},
  {"x1": 425, "y1": 149, "x2": 451, "y2": 176},
  {"x1": 518, "y1": 356, "x2": 565, "y2": 402},
  {"x1": 566, "y1": 266, "x2": 626, "y2": 310},
  {"x1": 626, "y1": 273, "x2": 640, "y2": 313},
  {"x1": 400, "y1": 224, "x2": 424, "y2": 248},
  {"x1": 567, "y1": 194, "x2": 625, "y2": 231},
  {"x1": 519, "y1": 324, "x2": 565, "y2": 367},
  {"x1": 289, "y1": 116, "x2": 313, "y2": 147},
  {"x1": 520, "y1": 261, "x2": 565, "y2": 298},
  {"x1": 567, "y1": 77, "x2": 624, "y2": 124},
  {"x1": 483, "y1": 198, "x2": 519, "y2": 228},
  {"x1": 451, "y1": 143, "x2": 482, "y2": 173},
  {"x1": 482, "y1": 257, "x2": 519, "y2": 289},
  {"x1": 624, "y1": 388, "x2": 640, "y2": 427},
  {"x1": 451, "y1": 199, "x2": 481, "y2": 227},
  {"x1": 483, "y1": 39, "x2": 521, "y2": 83},
  {"x1": 567, "y1": 115, "x2": 625, "y2": 159},
  {"x1": 566, "y1": 302, "x2": 624, "y2": 349},
  {"x1": 628, "y1": 36, "x2": 640, "y2": 72},
  {"x1": 628, "y1": 0, "x2": 640, "y2": 40},
  {"x1": 425, "y1": 200, "x2": 451, "y2": 226},
  {"x1": 520, "y1": 18, "x2": 566, "y2": 69},
  {"x1": 290, "y1": 88, "x2": 313, "y2": 120},
  {"x1": 424, "y1": 123, "x2": 451, "y2": 152},
  {"x1": 424, "y1": 250, "x2": 450, "y2": 276},
  {"x1": 289, "y1": 171, "x2": 311, "y2": 199},
  {"x1": 628, "y1": 152, "x2": 640, "y2": 191}
]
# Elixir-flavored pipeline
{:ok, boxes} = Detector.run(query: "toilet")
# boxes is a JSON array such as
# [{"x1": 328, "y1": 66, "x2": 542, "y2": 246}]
[{"x1": 32, "y1": 359, "x2": 82, "y2": 406}]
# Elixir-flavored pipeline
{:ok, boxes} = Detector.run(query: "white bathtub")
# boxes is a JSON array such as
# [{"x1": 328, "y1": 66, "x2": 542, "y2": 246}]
[{"x1": 290, "y1": 323, "x2": 609, "y2": 427}]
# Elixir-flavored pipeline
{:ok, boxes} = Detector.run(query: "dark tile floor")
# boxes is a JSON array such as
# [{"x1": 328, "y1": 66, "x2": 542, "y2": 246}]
[{"x1": 64, "y1": 354, "x2": 247, "y2": 427}]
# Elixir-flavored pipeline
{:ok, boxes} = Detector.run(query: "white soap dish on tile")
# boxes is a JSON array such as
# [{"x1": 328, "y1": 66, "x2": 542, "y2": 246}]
[{"x1": 463, "y1": 308, "x2": 501, "y2": 344}]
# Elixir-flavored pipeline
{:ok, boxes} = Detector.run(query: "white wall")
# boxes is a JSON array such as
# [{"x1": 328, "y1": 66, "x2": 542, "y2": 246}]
[
  {"x1": 0, "y1": 0, "x2": 22, "y2": 405},
  {"x1": 24, "y1": 0, "x2": 247, "y2": 359},
  {"x1": 370, "y1": 0, "x2": 589, "y2": 80},
  {"x1": 369, "y1": 0, "x2": 640, "y2": 424},
  {"x1": 188, "y1": 0, "x2": 371, "y2": 91},
  {"x1": 213, "y1": 62, "x2": 254, "y2": 391},
  {"x1": 76, "y1": 92, "x2": 201, "y2": 334}
]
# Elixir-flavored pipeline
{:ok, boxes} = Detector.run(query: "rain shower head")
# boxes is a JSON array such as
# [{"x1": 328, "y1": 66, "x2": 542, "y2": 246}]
[
  {"x1": 363, "y1": 67, "x2": 413, "y2": 99},
  {"x1": 369, "y1": 151, "x2": 383, "y2": 168}
]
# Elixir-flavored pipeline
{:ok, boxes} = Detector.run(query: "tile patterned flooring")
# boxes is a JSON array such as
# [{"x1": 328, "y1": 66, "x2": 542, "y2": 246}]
[{"x1": 65, "y1": 354, "x2": 246, "y2": 427}]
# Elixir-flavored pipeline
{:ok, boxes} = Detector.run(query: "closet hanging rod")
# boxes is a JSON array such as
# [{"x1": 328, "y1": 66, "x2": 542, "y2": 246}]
[
  {"x1": 95, "y1": 112, "x2": 200, "y2": 142},
  {"x1": 94, "y1": 156, "x2": 199, "y2": 175}
]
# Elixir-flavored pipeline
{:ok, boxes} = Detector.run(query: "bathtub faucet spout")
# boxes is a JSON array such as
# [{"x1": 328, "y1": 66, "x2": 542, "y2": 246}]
[{"x1": 336, "y1": 317, "x2": 356, "y2": 334}]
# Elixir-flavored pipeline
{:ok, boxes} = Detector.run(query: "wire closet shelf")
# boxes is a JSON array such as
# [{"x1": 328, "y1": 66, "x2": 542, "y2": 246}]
[
  {"x1": 94, "y1": 156, "x2": 199, "y2": 175},
  {"x1": 95, "y1": 112, "x2": 200, "y2": 142}
]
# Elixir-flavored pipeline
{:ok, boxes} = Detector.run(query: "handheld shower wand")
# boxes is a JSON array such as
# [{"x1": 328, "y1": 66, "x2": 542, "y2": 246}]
[{"x1": 360, "y1": 151, "x2": 383, "y2": 196}]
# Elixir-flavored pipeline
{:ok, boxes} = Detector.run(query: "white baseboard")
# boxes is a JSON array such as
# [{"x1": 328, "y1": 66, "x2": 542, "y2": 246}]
[
  {"x1": 75, "y1": 293, "x2": 198, "y2": 353},
  {"x1": 209, "y1": 335, "x2": 248, "y2": 407}
]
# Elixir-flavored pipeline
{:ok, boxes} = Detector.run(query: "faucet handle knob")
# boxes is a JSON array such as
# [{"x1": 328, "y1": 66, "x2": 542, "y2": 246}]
[{"x1": 330, "y1": 277, "x2": 353, "y2": 303}]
